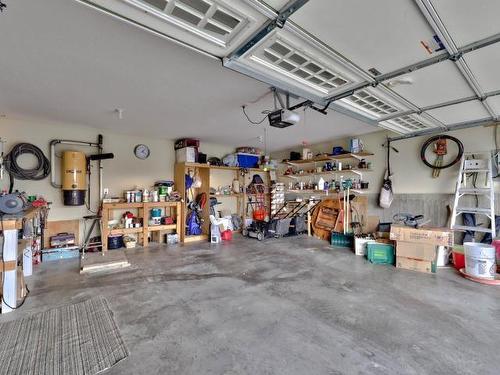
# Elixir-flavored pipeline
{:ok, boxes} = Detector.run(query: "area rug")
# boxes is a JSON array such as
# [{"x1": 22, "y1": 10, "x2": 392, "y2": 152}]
[{"x1": 0, "y1": 297, "x2": 128, "y2": 375}]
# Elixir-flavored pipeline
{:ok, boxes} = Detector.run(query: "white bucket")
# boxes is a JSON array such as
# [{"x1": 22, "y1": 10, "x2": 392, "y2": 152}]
[
  {"x1": 464, "y1": 242, "x2": 497, "y2": 279},
  {"x1": 354, "y1": 237, "x2": 376, "y2": 256}
]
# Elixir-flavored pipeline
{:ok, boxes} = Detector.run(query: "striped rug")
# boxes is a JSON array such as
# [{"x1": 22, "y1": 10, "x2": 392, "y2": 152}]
[{"x1": 0, "y1": 297, "x2": 128, "y2": 375}]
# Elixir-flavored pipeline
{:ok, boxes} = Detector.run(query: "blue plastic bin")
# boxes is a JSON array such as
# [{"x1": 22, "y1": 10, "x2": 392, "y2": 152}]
[{"x1": 237, "y1": 153, "x2": 259, "y2": 168}]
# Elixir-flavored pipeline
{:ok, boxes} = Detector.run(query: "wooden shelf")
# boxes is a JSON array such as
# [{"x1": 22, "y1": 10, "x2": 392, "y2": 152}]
[
  {"x1": 109, "y1": 227, "x2": 143, "y2": 235},
  {"x1": 281, "y1": 169, "x2": 372, "y2": 179},
  {"x1": 102, "y1": 201, "x2": 182, "y2": 250},
  {"x1": 147, "y1": 224, "x2": 177, "y2": 231},
  {"x1": 285, "y1": 156, "x2": 332, "y2": 166},
  {"x1": 184, "y1": 234, "x2": 208, "y2": 243},
  {"x1": 284, "y1": 152, "x2": 374, "y2": 166},
  {"x1": 210, "y1": 193, "x2": 243, "y2": 198},
  {"x1": 144, "y1": 201, "x2": 181, "y2": 207},
  {"x1": 182, "y1": 162, "x2": 263, "y2": 172},
  {"x1": 329, "y1": 152, "x2": 374, "y2": 160},
  {"x1": 287, "y1": 188, "x2": 370, "y2": 195},
  {"x1": 102, "y1": 202, "x2": 143, "y2": 209}
]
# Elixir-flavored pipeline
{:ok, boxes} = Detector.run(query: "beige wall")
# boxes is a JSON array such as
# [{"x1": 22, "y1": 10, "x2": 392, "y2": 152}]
[
  {"x1": 0, "y1": 117, "x2": 234, "y2": 221},
  {"x1": 272, "y1": 125, "x2": 498, "y2": 194}
]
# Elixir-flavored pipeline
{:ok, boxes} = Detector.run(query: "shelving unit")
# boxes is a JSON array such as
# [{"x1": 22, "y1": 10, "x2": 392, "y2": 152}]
[
  {"x1": 101, "y1": 201, "x2": 181, "y2": 250},
  {"x1": 280, "y1": 152, "x2": 374, "y2": 196},
  {"x1": 175, "y1": 162, "x2": 271, "y2": 243},
  {"x1": 284, "y1": 152, "x2": 373, "y2": 166},
  {"x1": 282, "y1": 168, "x2": 373, "y2": 178}
]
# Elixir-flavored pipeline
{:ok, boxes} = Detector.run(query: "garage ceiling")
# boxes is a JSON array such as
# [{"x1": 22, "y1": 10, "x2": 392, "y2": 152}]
[{"x1": 1, "y1": 0, "x2": 500, "y2": 149}]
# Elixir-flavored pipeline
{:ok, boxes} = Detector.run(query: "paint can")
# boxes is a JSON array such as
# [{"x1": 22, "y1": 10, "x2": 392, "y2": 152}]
[
  {"x1": 150, "y1": 208, "x2": 162, "y2": 226},
  {"x1": 464, "y1": 242, "x2": 496, "y2": 279}
]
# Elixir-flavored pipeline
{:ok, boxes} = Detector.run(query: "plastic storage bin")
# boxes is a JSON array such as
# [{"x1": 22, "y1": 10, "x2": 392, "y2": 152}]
[
  {"x1": 331, "y1": 232, "x2": 354, "y2": 248},
  {"x1": 237, "y1": 153, "x2": 259, "y2": 168},
  {"x1": 367, "y1": 242, "x2": 395, "y2": 264}
]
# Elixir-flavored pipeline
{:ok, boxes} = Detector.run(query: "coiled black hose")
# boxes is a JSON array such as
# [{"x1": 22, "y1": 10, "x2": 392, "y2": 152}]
[
  {"x1": 5, "y1": 143, "x2": 50, "y2": 192},
  {"x1": 420, "y1": 135, "x2": 464, "y2": 170}
]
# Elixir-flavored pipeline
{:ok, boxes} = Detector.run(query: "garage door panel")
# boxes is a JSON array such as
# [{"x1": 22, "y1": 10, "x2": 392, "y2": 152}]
[
  {"x1": 485, "y1": 96, "x2": 500, "y2": 117},
  {"x1": 389, "y1": 60, "x2": 475, "y2": 107},
  {"x1": 465, "y1": 45, "x2": 500, "y2": 94},
  {"x1": 426, "y1": 100, "x2": 490, "y2": 125},
  {"x1": 289, "y1": 0, "x2": 440, "y2": 73},
  {"x1": 429, "y1": 0, "x2": 500, "y2": 47}
]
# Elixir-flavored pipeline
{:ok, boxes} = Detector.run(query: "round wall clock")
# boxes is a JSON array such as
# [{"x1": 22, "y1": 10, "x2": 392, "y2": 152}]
[{"x1": 134, "y1": 144, "x2": 150, "y2": 159}]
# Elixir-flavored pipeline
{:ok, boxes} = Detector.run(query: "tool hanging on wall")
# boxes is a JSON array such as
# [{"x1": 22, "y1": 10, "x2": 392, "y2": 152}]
[
  {"x1": 379, "y1": 138, "x2": 398, "y2": 208},
  {"x1": 431, "y1": 138, "x2": 448, "y2": 178}
]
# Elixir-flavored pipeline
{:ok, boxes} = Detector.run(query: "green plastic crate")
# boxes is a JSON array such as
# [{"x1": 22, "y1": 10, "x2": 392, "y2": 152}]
[
  {"x1": 331, "y1": 232, "x2": 354, "y2": 248},
  {"x1": 367, "y1": 242, "x2": 395, "y2": 264}
]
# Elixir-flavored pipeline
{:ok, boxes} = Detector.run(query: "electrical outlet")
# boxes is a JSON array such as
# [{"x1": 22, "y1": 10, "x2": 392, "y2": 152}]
[{"x1": 103, "y1": 188, "x2": 109, "y2": 196}]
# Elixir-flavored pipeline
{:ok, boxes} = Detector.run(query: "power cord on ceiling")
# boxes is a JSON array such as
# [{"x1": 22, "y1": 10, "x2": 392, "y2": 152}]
[{"x1": 242, "y1": 105, "x2": 268, "y2": 125}]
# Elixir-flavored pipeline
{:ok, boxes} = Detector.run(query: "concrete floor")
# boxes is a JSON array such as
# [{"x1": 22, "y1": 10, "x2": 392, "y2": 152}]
[{"x1": 2, "y1": 236, "x2": 500, "y2": 375}]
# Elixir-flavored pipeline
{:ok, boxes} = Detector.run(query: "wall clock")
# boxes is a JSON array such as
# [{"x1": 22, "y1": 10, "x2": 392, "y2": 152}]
[{"x1": 134, "y1": 144, "x2": 150, "y2": 159}]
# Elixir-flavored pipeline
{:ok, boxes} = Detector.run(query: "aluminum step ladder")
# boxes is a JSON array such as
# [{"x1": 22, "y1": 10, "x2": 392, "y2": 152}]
[{"x1": 450, "y1": 152, "x2": 496, "y2": 237}]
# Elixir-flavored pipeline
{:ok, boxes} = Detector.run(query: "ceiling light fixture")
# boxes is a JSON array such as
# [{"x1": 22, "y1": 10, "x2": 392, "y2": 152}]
[{"x1": 386, "y1": 77, "x2": 414, "y2": 87}]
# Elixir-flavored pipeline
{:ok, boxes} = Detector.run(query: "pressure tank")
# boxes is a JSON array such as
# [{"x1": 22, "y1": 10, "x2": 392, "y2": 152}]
[{"x1": 62, "y1": 151, "x2": 86, "y2": 206}]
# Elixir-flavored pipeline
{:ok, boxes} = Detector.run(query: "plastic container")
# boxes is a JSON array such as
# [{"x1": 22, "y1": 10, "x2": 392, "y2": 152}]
[
  {"x1": 108, "y1": 235, "x2": 124, "y2": 250},
  {"x1": 253, "y1": 209, "x2": 266, "y2": 221},
  {"x1": 331, "y1": 232, "x2": 354, "y2": 248},
  {"x1": 464, "y1": 242, "x2": 496, "y2": 279},
  {"x1": 354, "y1": 237, "x2": 376, "y2": 256},
  {"x1": 452, "y1": 251, "x2": 465, "y2": 270},
  {"x1": 221, "y1": 230, "x2": 232, "y2": 241},
  {"x1": 367, "y1": 242, "x2": 395, "y2": 264},
  {"x1": 492, "y1": 239, "x2": 500, "y2": 266},
  {"x1": 237, "y1": 153, "x2": 259, "y2": 168}
]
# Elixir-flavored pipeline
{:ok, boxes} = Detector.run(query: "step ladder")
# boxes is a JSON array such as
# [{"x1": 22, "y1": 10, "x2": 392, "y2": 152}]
[{"x1": 450, "y1": 152, "x2": 496, "y2": 237}]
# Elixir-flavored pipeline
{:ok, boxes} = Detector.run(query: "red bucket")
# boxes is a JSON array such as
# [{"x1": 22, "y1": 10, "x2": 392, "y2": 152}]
[
  {"x1": 221, "y1": 230, "x2": 232, "y2": 241},
  {"x1": 452, "y1": 251, "x2": 465, "y2": 270}
]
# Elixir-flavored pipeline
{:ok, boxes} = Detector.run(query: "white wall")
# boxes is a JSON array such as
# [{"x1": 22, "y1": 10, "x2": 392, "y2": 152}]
[
  {"x1": 272, "y1": 125, "x2": 498, "y2": 194},
  {"x1": 0, "y1": 117, "x2": 234, "y2": 221}
]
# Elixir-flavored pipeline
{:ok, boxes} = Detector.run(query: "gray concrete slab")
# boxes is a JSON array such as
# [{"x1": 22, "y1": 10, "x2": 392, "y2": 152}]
[{"x1": 2, "y1": 236, "x2": 499, "y2": 374}]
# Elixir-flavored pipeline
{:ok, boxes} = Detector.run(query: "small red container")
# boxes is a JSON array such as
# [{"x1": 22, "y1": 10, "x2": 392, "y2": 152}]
[
  {"x1": 221, "y1": 230, "x2": 232, "y2": 241},
  {"x1": 452, "y1": 251, "x2": 465, "y2": 270},
  {"x1": 253, "y1": 209, "x2": 266, "y2": 221}
]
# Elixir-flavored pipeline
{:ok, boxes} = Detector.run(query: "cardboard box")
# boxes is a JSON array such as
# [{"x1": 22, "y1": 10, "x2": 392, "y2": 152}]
[
  {"x1": 175, "y1": 147, "x2": 197, "y2": 163},
  {"x1": 396, "y1": 256, "x2": 437, "y2": 274},
  {"x1": 396, "y1": 241, "x2": 437, "y2": 262},
  {"x1": 390, "y1": 224, "x2": 453, "y2": 247}
]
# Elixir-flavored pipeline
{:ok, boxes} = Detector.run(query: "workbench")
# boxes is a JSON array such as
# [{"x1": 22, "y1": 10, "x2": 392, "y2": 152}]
[
  {"x1": 101, "y1": 201, "x2": 182, "y2": 250},
  {"x1": 1, "y1": 206, "x2": 44, "y2": 313}
]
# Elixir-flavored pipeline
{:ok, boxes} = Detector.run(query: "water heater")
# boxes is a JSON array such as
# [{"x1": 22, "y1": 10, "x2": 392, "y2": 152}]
[{"x1": 62, "y1": 151, "x2": 86, "y2": 206}]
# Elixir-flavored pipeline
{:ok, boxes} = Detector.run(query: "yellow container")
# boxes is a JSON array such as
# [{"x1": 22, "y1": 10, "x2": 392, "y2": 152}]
[{"x1": 62, "y1": 151, "x2": 86, "y2": 206}]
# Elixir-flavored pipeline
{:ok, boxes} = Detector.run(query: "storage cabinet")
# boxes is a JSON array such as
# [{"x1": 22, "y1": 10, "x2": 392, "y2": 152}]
[{"x1": 175, "y1": 162, "x2": 270, "y2": 242}]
